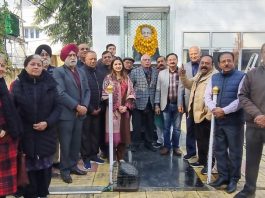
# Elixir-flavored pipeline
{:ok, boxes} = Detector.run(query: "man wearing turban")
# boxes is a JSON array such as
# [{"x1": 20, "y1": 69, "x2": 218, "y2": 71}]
[
  {"x1": 35, "y1": 44, "x2": 56, "y2": 75},
  {"x1": 53, "y1": 44, "x2": 90, "y2": 183}
]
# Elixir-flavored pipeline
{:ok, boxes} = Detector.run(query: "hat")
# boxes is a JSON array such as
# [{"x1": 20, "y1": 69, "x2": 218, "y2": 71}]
[
  {"x1": 123, "y1": 57, "x2": 135, "y2": 63},
  {"x1": 35, "y1": 44, "x2": 52, "y2": 57},
  {"x1": 60, "y1": 44, "x2": 78, "y2": 61}
]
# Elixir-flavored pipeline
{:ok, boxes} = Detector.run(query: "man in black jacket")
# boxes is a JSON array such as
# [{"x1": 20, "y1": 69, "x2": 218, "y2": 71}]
[{"x1": 81, "y1": 51, "x2": 105, "y2": 170}]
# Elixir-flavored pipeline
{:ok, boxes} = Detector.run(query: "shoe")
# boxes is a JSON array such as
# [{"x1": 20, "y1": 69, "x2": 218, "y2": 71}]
[
  {"x1": 226, "y1": 180, "x2": 237, "y2": 193},
  {"x1": 190, "y1": 162, "x2": 204, "y2": 168},
  {"x1": 201, "y1": 166, "x2": 208, "y2": 175},
  {"x1": 83, "y1": 161, "x2": 91, "y2": 170},
  {"x1": 52, "y1": 162, "x2": 60, "y2": 169},
  {"x1": 173, "y1": 148, "x2": 182, "y2": 156},
  {"x1": 91, "y1": 157, "x2": 105, "y2": 164},
  {"x1": 183, "y1": 154, "x2": 196, "y2": 161},
  {"x1": 100, "y1": 152, "x2": 108, "y2": 159},
  {"x1": 129, "y1": 144, "x2": 137, "y2": 152},
  {"x1": 234, "y1": 189, "x2": 255, "y2": 198},
  {"x1": 152, "y1": 142, "x2": 162, "y2": 148},
  {"x1": 61, "y1": 173, "x2": 72, "y2": 183},
  {"x1": 209, "y1": 177, "x2": 229, "y2": 187},
  {"x1": 70, "y1": 166, "x2": 87, "y2": 175},
  {"x1": 119, "y1": 159, "x2": 125, "y2": 163},
  {"x1": 160, "y1": 147, "x2": 170, "y2": 155},
  {"x1": 144, "y1": 143, "x2": 157, "y2": 152}
]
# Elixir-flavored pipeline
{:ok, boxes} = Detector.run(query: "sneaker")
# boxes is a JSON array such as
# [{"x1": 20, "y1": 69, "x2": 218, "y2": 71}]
[
  {"x1": 91, "y1": 157, "x2": 105, "y2": 164},
  {"x1": 83, "y1": 161, "x2": 91, "y2": 170},
  {"x1": 190, "y1": 162, "x2": 204, "y2": 168},
  {"x1": 201, "y1": 166, "x2": 207, "y2": 175},
  {"x1": 152, "y1": 142, "x2": 162, "y2": 148},
  {"x1": 183, "y1": 154, "x2": 196, "y2": 161}
]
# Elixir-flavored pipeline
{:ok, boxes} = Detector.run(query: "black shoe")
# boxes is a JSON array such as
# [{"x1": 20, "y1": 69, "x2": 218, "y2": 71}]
[
  {"x1": 209, "y1": 177, "x2": 229, "y2": 187},
  {"x1": 61, "y1": 173, "x2": 72, "y2": 183},
  {"x1": 144, "y1": 143, "x2": 157, "y2": 152},
  {"x1": 227, "y1": 180, "x2": 237, "y2": 193},
  {"x1": 152, "y1": 142, "x2": 162, "y2": 149},
  {"x1": 183, "y1": 154, "x2": 196, "y2": 161},
  {"x1": 190, "y1": 162, "x2": 204, "y2": 168},
  {"x1": 201, "y1": 166, "x2": 207, "y2": 175},
  {"x1": 234, "y1": 189, "x2": 255, "y2": 198},
  {"x1": 70, "y1": 166, "x2": 87, "y2": 175},
  {"x1": 52, "y1": 162, "x2": 60, "y2": 169}
]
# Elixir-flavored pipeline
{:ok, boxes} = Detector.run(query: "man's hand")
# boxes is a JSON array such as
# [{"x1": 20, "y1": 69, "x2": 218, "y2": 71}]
[
  {"x1": 91, "y1": 108, "x2": 101, "y2": 116},
  {"x1": 33, "y1": 121, "x2": 48, "y2": 131},
  {"x1": 155, "y1": 106, "x2": 161, "y2": 115},
  {"x1": 0, "y1": 130, "x2": 6, "y2": 138},
  {"x1": 76, "y1": 105, "x2": 87, "y2": 116},
  {"x1": 212, "y1": 107, "x2": 225, "y2": 118},
  {"x1": 178, "y1": 64, "x2": 186, "y2": 76},
  {"x1": 254, "y1": 115, "x2": 265, "y2": 128},
  {"x1": 178, "y1": 106, "x2": 184, "y2": 113},
  {"x1": 118, "y1": 106, "x2": 127, "y2": 113}
]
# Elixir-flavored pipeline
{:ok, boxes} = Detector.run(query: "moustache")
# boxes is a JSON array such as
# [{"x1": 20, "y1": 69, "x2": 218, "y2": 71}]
[{"x1": 200, "y1": 66, "x2": 208, "y2": 70}]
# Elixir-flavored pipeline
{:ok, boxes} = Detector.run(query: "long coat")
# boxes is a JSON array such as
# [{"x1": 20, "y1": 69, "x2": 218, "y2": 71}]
[
  {"x1": 11, "y1": 69, "x2": 61, "y2": 159},
  {"x1": 102, "y1": 75, "x2": 135, "y2": 145},
  {"x1": 0, "y1": 78, "x2": 22, "y2": 196}
]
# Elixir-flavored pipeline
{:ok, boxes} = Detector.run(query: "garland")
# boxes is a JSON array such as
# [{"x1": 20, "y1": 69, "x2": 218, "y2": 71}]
[{"x1": 133, "y1": 24, "x2": 158, "y2": 57}]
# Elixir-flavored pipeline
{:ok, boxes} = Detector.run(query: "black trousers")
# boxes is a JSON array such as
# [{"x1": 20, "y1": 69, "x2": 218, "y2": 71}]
[
  {"x1": 23, "y1": 167, "x2": 52, "y2": 198},
  {"x1": 81, "y1": 114, "x2": 101, "y2": 162},
  {"x1": 214, "y1": 124, "x2": 244, "y2": 181},
  {"x1": 186, "y1": 115, "x2": 197, "y2": 156},
  {"x1": 243, "y1": 126, "x2": 265, "y2": 193},
  {"x1": 194, "y1": 119, "x2": 212, "y2": 166},
  {"x1": 132, "y1": 106, "x2": 154, "y2": 145}
]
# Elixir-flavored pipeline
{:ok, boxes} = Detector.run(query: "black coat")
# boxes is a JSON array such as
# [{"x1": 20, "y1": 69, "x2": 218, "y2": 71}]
[
  {"x1": 11, "y1": 69, "x2": 61, "y2": 159},
  {"x1": 0, "y1": 78, "x2": 22, "y2": 138}
]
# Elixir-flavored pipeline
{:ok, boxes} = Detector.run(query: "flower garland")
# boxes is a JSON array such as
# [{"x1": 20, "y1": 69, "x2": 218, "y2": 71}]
[{"x1": 133, "y1": 24, "x2": 158, "y2": 57}]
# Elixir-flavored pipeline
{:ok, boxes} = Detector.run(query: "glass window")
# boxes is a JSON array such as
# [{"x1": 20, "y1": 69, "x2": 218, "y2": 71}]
[
  {"x1": 24, "y1": 28, "x2": 28, "y2": 38},
  {"x1": 36, "y1": 29, "x2": 40, "y2": 38},
  {"x1": 183, "y1": 33, "x2": 210, "y2": 48},
  {"x1": 30, "y1": 28, "x2": 34, "y2": 38},
  {"x1": 212, "y1": 33, "x2": 239, "y2": 48},
  {"x1": 243, "y1": 33, "x2": 265, "y2": 48}
]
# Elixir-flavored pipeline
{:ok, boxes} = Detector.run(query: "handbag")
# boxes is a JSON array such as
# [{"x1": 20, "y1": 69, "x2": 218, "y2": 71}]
[{"x1": 17, "y1": 149, "x2": 29, "y2": 187}]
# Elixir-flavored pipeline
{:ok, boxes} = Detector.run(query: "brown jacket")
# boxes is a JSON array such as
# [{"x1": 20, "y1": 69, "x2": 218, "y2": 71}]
[
  {"x1": 239, "y1": 65, "x2": 265, "y2": 128},
  {"x1": 180, "y1": 68, "x2": 217, "y2": 123}
]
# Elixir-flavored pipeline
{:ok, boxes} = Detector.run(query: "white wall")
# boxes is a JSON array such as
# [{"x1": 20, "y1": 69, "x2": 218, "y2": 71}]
[{"x1": 92, "y1": 0, "x2": 265, "y2": 59}]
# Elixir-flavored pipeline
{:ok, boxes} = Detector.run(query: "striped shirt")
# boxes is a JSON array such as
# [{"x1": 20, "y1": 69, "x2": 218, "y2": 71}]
[{"x1": 168, "y1": 69, "x2": 179, "y2": 103}]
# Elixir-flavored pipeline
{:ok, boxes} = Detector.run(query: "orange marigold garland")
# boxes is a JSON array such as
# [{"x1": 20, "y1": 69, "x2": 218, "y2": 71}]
[{"x1": 133, "y1": 24, "x2": 158, "y2": 57}]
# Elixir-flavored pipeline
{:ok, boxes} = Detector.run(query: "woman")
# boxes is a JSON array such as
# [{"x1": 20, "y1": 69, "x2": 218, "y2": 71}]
[
  {"x1": 11, "y1": 55, "x2": 61, "y2": 198},
  {"x1": 0, "y1": 56, "x2": 22, "y2": 198},
  {"x1": 102, "y1": 57, "x2": 135, "y2": 162}
]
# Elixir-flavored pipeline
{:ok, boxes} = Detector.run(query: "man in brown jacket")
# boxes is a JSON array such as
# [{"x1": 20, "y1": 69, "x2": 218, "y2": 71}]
[
  {"x1": 179, "y1": 55, "x2": 217, "y2": 174},
  {"x1": 235, "y1": 44, "x2": 265, "y2": 198}
]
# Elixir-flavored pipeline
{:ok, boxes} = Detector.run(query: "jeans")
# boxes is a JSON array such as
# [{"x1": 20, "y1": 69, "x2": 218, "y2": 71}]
[{"x1": 162, "y1": 103, "x2": 182, "y2": 149}]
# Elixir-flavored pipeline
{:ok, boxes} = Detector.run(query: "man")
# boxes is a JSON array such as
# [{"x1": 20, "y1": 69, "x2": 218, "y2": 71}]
[
  {"x1": 130, "y1": 54, "x2": 158, "y2": 152},
  {"x1": 106, "y1": 43, "x2": 116, "y2": 57},
  {"x1": 81, "y1": 51, "x2": 105, "y2": 170},
  {"x1": 77, "y1": 43, "x2": 89, "y2": 68},
  {"x1": 35, "y1": 44, "x2": 56, "y2": 75},
  {"x1": 179, "y1": 55, "x2": 217, "y2": 173},
  {"x1": 205, "y1": 52, "x2": 245, "y2": 193},
  {"x1": 123, "y1": 57, "x2": 135, "y2": 74},
  {"x1": 97, "y1": 51, "x2": 112, "y2": 77},
  {"x1": 153, "y1": 55, "x2": 166, "y2": 148},
  {"x1": 155, "y1": 53, "x2": 182, "y2": 155},
  {"x1": 235, "y1": 44, "x2": 265, "y2": 198},
  {"x1": 179, "y1": 46, "x2": 201, "y2": 161},
  {"x1": 53, "y1": 44, "x2": 90, "y2": 183}
]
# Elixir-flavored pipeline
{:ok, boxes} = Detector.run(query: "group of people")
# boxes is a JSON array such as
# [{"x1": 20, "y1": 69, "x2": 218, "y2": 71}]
[{"x1": 0, "y1": 41, "x2": 264, "y2": 198}]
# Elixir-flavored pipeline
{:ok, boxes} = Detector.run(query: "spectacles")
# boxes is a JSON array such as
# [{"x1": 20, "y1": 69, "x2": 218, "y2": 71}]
[{"x1": 80, "y1": 48, "x2": 89, "y2": 51}]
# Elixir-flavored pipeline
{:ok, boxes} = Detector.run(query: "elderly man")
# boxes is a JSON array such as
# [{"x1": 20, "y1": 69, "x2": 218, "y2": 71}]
[
  {"x1": 77, "y1": 43, "x2": 89, "y2": 68},
  {"x1": 155, "y1": 53, "x2": 183, "y2": 155},
  {"x1": 235, "y1": 44, "x2": 265, "y2": 198},
  {"x1": 81, "y1": 51, "x2": 105, "y2": 170},
  {"x1": 130, "y1": 54, "x2": 158, "y2": 152},
  {"x1": 205, "y1": 52, "x2": 245, "y2": 193},
  {"x1": 179, "y1": 46, "x2": 201, "y2": 161},
  {"x1": 35, "y1": 44, "x2": 56, "y2": 75},
  {"x1": 179, "y1": 55, "x2": 217, "y2": 173},
  {"x1": 53, "y1": 44, "x2": 90, "y2": 183}
]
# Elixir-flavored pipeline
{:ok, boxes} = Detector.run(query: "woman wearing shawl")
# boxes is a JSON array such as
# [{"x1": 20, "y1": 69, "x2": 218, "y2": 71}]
[{"x1": 102, "y1": 57, "x2": 135, "y2": 162}]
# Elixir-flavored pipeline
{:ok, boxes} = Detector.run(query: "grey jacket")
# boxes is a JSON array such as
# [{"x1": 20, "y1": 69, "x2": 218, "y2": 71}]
[
  {"x1": 130, "y1": 66, "x2": 158, "y2": 110},
  {"x1": 53, "y1": 65, "x2": 90, "y2": 120}
]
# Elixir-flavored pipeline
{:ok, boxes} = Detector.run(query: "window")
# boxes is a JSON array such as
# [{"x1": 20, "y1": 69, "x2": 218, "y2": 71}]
[
  {"x1": 36, "y1": 29, "x2": 40, "y2": 38},
  {"x1": 24, "y1": 28, "x2": 28, "y2": 38},
  {"x1": 183, "y1": 33, "x2": 210, "y2": 48},
  {"x1": 30, "y1": 28, "x2": 34, "y2": 38}
]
